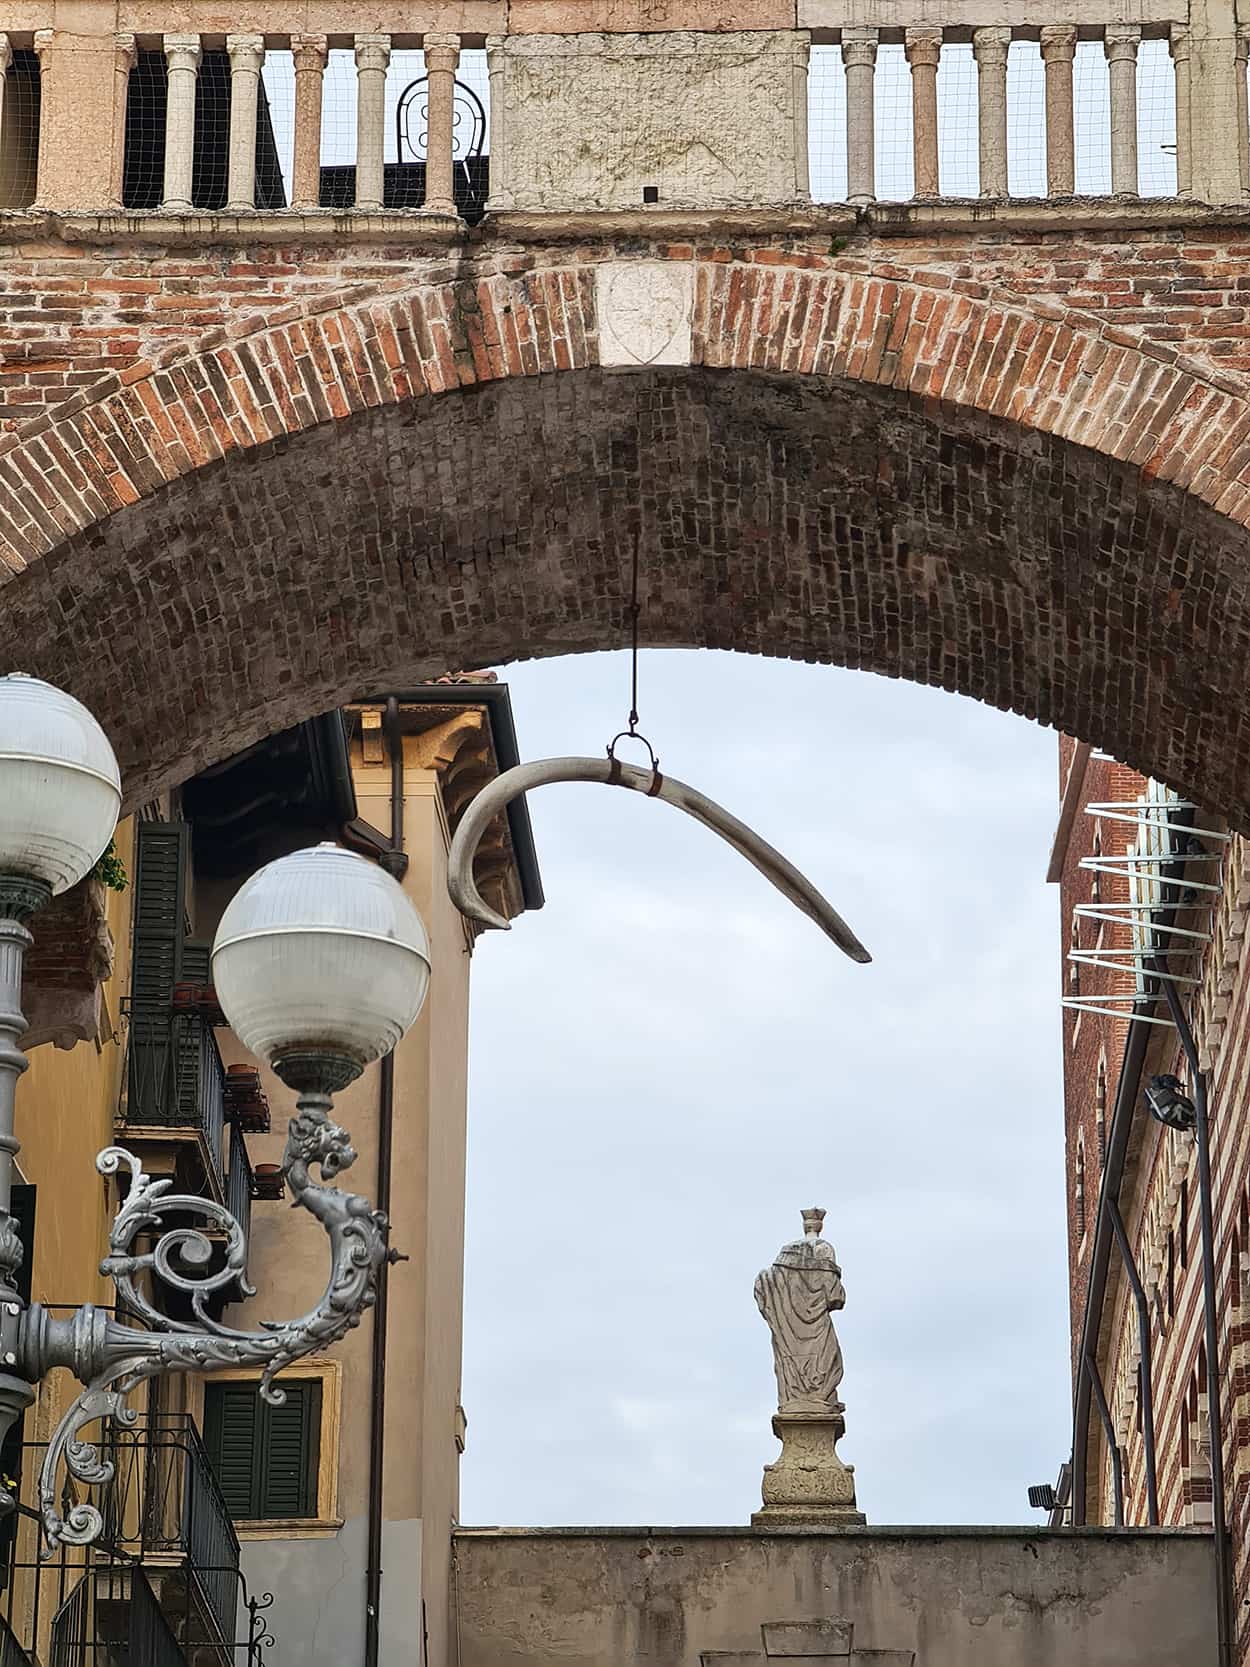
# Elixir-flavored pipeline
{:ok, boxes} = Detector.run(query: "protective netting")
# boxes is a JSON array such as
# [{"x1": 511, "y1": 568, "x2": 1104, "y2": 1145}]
[
  {"x1": 0, "y1": 49, "x2": 40, "y2": 209},
  {"x1": 24, "y1": 34, "x2": 1189, "y2": 212},
  {"x1": 809, "y1": 36, "x2": 1180, "y2": 202},
  {"x1": 262, "y1": 47, "x2": 490, "y2": 214},
  {"x1": 123, "y1": 48, "x2": 287, "y2": 209}
]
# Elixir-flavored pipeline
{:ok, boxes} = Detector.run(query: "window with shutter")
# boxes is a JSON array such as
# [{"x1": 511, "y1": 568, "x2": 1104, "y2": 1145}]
[
  {"x1": 130, "y1": 822, "x2": 191, "y2": 1008},
  {"x1": 128, "y1": 822, "x2": 192, "y2": 1125},
  {"x1": 203, "y1": 1379, "x2": 322, "y2": 1520}
]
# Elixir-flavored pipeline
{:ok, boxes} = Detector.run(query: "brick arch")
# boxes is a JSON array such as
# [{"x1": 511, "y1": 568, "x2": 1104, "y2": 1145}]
[{"x1": 2, "y1": 252, "x2": 1250, "y2": 819}]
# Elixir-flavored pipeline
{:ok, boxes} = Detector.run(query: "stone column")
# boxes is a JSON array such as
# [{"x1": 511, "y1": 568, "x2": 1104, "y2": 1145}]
[
  {"x1": 422, "y1": 32, "x2": 460, "y2": 215},
  {"x1": 109, "y1": 34, "x2": 137, "y2": 210},
  {"x1": 1104, "y1": 25, "x2": 1140, "y2": 195},
  {"x1": 1170, "y1": 25, "x2": 1192, "y2": 196},
  {"x1": 1040, "y1": 24, "x2": 1077, "y2": 196},
  {"x1": 291, "y1": 34, "x2": 328, "y2": 210},
  {"x1": 1237, "y1": 25, "x2": 1250, "y2": 193},
  {"x1": 354, "y1": 33, "x2": 391, "y2": 212},
  {"x1": 973, "y1": 27, "x2": 1010, "y2": 197},
  {"x1": 31, "y1": 31, "x2": 53, "y2": 205},
  {"x1": 842, "y1": 27, "x2": 878, "y2": 205},
  {"x1": 162, "y1": 33, "x2": 202, "y2": 212},
  {"x1": 484, "y1": 35, "x2": 508, "y2": 210},
  {"x1": 226, "y1": 34, "x2": 265, "y2": 211},
  {"x1": 905, "y1": 28, "x2": 942, "y2": 199},
  {"x1": 0, "y1": 37, "x2": 12, "y2": 178}
]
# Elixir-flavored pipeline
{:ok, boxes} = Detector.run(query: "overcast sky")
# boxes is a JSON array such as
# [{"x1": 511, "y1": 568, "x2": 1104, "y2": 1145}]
[{"x1": 459, "y1": 650, "x2": 1068, "y2": 1530}]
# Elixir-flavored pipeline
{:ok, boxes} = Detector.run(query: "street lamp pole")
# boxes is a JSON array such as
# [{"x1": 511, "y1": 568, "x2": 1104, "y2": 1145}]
[{"x1": 0, "y1": 674, "x2": 432, "y2": 1552}]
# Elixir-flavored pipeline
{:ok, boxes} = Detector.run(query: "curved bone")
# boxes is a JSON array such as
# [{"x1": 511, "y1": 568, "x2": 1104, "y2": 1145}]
[{"x1": 448, "y1": 757, "x2": 872, "y2": 964}]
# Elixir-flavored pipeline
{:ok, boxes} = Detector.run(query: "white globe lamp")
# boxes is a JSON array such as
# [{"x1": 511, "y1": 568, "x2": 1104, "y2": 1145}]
[
  {"x1": 211, "y1": 843, "x2": 431, "y2": 1094},
  {"x1": 0, "y1": 673, "x2": 122, "y2": 916}
]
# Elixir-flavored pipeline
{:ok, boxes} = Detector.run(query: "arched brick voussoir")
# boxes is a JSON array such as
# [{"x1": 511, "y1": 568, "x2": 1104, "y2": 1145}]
[
  {"x1": 0, "y1": 263, "x2": 600, "y2": 575},
  {"x1": 2, "y1": 253, "x2": 1250, "y2": 576},
  {"x1": 693, "y1": 260, "x2": 1250, "y2": 528}
]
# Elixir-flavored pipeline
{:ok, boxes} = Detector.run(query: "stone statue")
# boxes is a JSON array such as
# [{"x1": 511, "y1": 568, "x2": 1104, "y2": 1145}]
[
  {"x1": 754, "y1": 1206, "x2": 845, "y2": 1415},
  {"x1": 752, "y1": 1208, "x2": 864, "y2": 1528}
]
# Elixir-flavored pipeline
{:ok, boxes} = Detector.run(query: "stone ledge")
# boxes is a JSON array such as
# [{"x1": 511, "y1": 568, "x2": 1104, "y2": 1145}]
[{"x1": 1, "y1": 195, "x2": 1248, "y2": 249}]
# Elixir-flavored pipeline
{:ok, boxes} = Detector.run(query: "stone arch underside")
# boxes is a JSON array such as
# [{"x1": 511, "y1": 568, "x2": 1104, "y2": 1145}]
[{"x1": 3, "y1": 362, "x2": 1250, "y2": 822}]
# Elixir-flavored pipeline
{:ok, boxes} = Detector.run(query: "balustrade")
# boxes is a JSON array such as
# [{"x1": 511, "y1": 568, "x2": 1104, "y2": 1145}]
[{"x1": 0, "y1": 12, "x2": 1246, "y2": 216}]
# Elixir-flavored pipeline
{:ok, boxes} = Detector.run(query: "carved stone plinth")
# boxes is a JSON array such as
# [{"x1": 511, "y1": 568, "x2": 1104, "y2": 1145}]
[{"x1": 752, "y1": 1410, "x2": 865, "y2": 1527}]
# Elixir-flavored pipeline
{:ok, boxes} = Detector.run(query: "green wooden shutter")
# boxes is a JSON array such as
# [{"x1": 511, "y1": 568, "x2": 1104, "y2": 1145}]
[
  {"x1": 181, "y1": 940, "x2": 212, "y2": 984},
  {"x1": 259, "y1": 1381, "x2": 321, "y2": 1518},
  {"x1": 130, "y1": 822, "x2": 191, "y2": 1007},
  {"x1": 204, "y1": 1380, "x2": 321, "y2": 1520},
  {"x1": 204, "y1": 1382, "x2": 261, "y2": 1519},
  {"x1": 128, "y1": 822, "x2": 192, "y2": 1125}
]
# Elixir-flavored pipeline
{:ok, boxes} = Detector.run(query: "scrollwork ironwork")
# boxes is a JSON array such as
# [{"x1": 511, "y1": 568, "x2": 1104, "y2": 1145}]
[{"x1": 31, "y1": 1088, "x2": 389, "y2": 1552}]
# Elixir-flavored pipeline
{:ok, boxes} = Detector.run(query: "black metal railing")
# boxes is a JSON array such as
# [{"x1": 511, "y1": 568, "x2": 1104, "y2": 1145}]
[
  {"x1": 95, "y1": 1414, "x2": 240, "y2": 1648},
  {"x1": 225, "y1": 1130, "x2": 253, "y2": 1271},
  {"x1": 0, "y1": 1614, "x2": 32, "y2": 1667},
  {"x1": 0, "y1": 1443, "x2": 271, "y2": 1665},
  {"x1": 129, "y1": 1565, "x2": 185, "y2": 1667},
  {"x1": 47, "y1": 1562, "x2": 185, "y2": 1667},
  {"x1": 122, "y1": 1009, "x2": 226, "y2": 1178}
]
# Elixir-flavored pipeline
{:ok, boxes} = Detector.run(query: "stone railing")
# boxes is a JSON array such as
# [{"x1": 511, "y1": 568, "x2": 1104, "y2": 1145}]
[{"x1": 0, "y1": 10, "x2": 1247, "y2": 220}]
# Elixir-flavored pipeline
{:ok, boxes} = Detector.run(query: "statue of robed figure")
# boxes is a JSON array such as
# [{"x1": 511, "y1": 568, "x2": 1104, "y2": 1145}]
[
  {"x1": 754, "y1": 1207, "x2": 845, "y2": 1415},
  {"x1": 751, "y1": 1208, "x2": 864, "y2": 1527}
]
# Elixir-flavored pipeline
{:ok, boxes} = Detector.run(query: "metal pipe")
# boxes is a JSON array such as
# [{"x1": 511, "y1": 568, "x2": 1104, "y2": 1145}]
[
  {"x1": 1107, "y1": 1194, "x2": 1159, "y2": 1524},
  {"x1": 1083, "y1": 1355, "x2": 1125, "y2": 1526},
  {"x1": 364, "y1": 697, "x2": 407, "y2": 1667},
  {"x1": 1159, "y1": 967, "x2": 1232, "y2": 1667}
]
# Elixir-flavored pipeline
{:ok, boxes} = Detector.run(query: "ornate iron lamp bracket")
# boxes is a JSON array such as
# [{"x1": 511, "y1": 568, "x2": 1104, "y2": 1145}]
[{"x1": 19, "y1": 1086, "x2": 388, "y2": 1552}]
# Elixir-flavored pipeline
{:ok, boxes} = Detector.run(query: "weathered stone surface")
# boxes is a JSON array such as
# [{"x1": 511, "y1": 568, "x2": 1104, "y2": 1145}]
[
  {"x1": 509, "y1": 0, "x2": 797, "y2": 26},
  {"x1": 597, "y1": 260, "x2": 694, "y2": 366},
  {"x1": 486, "y1": 32, "x2": 810, "y2": 210},
  {"x1": 452, "y1": 1527, "x2": 1219, "y2": 1667},
  {"x1": 754, "y1": 1413, "x2": 864, "y2": 1526},
  {"x1": 762, "y1": 1620, "x2": 853, "y2": 1656}
]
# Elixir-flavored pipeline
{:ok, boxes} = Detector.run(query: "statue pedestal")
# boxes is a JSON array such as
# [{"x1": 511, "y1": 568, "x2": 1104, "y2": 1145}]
[{"x1": 752, "y1": 1409, "x2": 866, "y2": 1528}]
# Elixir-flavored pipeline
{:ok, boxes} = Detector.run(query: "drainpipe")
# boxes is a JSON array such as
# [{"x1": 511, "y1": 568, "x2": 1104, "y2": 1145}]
[
  {"x1": 1157, "y1": 964, "x2": 1232, "y2": 1667},
  {"x1": 364, "y1": 697, "x2": 408, "y2": 1667}
]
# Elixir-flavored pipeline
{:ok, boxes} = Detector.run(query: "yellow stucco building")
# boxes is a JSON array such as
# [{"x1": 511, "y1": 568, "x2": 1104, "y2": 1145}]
[{"x1": 1, "y1": 681, "x2": 538, "y2": 1667}]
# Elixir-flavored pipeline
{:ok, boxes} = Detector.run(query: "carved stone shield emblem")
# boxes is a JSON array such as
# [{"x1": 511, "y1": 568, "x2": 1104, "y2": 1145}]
[{"x1": 596, "y1": 261, "x2": 694, "y2": 368}]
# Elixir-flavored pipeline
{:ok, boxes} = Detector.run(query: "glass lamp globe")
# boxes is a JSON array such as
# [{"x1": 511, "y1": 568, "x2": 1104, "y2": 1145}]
[
  {"x1": 211, "y1": 843, "x2": 431, "y2": 1092},
  {"x1": 0, "y1": 673, "x2": 122, "y2": 900}
]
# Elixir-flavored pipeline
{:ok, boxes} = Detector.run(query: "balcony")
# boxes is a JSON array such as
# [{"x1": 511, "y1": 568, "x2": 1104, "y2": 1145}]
[
  {"x1": 120, "y1": 1007, "x2": 226, "y2": 1200},
  {"x1": 0, "y1": 1414, "x2": 264, "y2": 1664}
]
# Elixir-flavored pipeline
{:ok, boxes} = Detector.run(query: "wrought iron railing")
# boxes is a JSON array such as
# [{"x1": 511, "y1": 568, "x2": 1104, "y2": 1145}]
[
  {"x1": 128, "y1": 1565, "x2": 185, "y2": 1667},
  {"x1": 225, "y1": 1130, "x2": 253, "y2": 1272},
  {"x1": 98, "y1": 1414, "x2": 240, "y2": 1647},
  {"x1": 0, "y1": 1419, "x2": 272, "y2": 1663},
  {"x1": 0, "y1": 1614, "x2": 32, "y2": 1667},
  {"x1": 122, "y1": 1008, "x2": 227, "y2": 1179}
]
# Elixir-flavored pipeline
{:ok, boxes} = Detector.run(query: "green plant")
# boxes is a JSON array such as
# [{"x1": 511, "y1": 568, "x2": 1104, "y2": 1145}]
[{"x1": 91, "y1": 838, "x2": 128, "y2": 894}]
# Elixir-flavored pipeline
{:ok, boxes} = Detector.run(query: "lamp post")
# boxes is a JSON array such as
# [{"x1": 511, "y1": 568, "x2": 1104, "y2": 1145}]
[{"x1": 0, "y1": 672, "x2": 431, "y2": 1552}]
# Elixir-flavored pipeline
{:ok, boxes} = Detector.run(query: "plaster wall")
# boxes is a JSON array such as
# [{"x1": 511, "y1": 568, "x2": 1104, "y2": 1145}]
[
  {"x1": 214, "y1": 736, "x2": 474, "y2": 1667},
  {"x1": 452, "y1": 1526, "x2": 1219, "y2": 1667},
  {"x1": 486, "y1": 31, "x2": 810, "y2": 211}
]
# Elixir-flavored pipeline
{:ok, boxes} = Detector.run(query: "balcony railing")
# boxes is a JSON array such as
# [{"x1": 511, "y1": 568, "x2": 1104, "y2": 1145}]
[
  {"x1": 224, "y1": 1128, "x2": 253, "y2": 1270},
  {"x1": 48, "y1": 1564, "x2": 182, "y2": 1667},
  {"x1": 6, "y1": 12, "x2": 1250, "y2": 218},
  {"x1": 98, "y1": 1414, "x2": 240, "y2": 1648},
  {"x1": 122, "y1": 1007, "x2": 226, "y2": 1183},
  {"x1": 0, "y1": 1415, "x2": 264, "y2": 1663}
]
